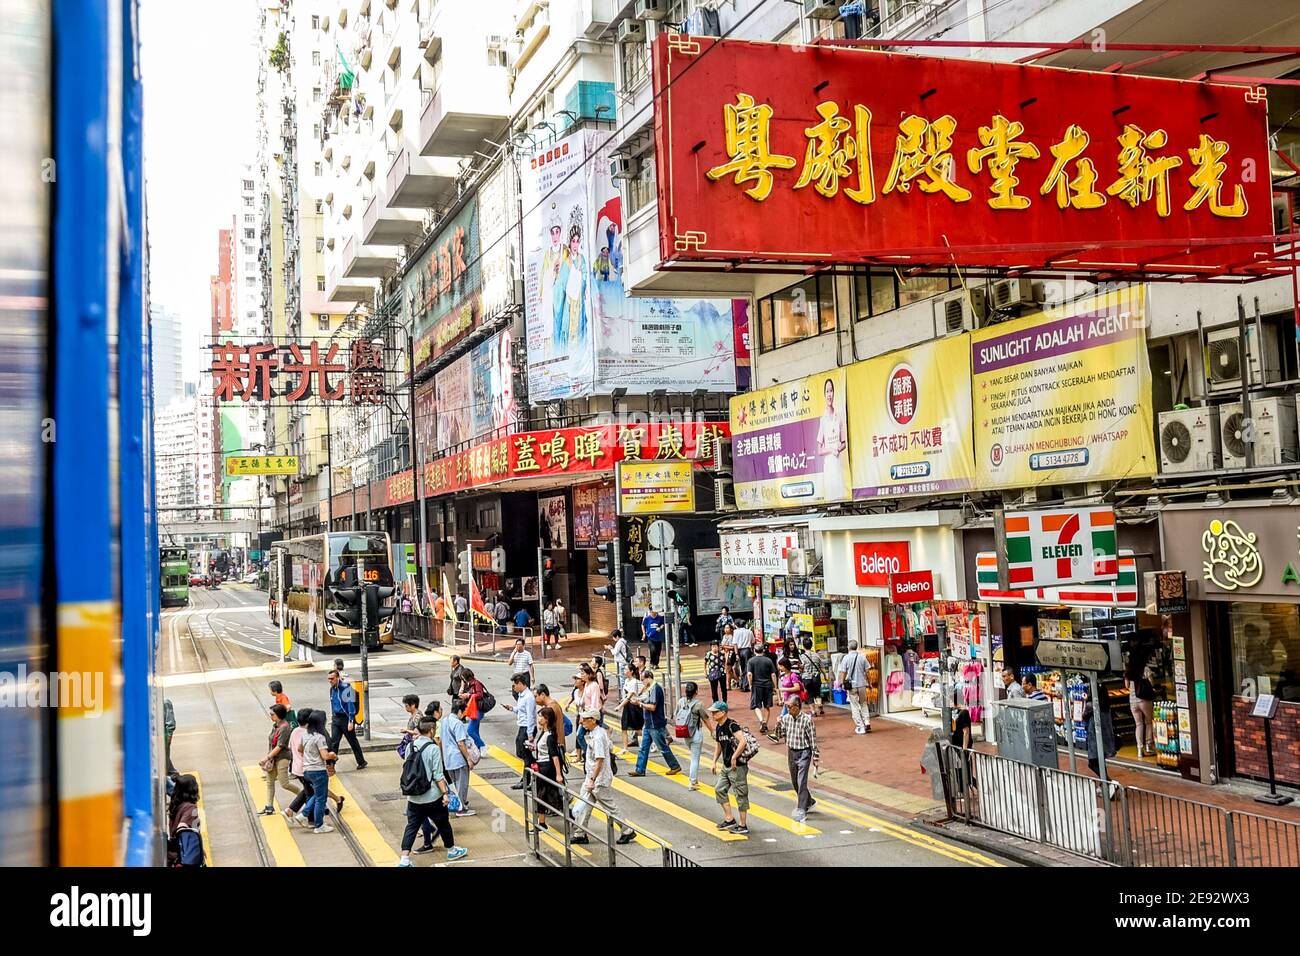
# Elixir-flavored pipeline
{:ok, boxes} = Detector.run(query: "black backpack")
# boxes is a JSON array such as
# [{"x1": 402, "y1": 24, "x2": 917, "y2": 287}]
[{"x1": 399, "y1": 740, "x2": 434, "y2": 796}]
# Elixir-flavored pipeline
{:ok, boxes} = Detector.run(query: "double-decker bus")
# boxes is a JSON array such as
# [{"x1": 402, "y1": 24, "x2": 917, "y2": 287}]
[
  {"x1": 160, "y1": 547, "x2": 189, "y2": 607},
  {"x1": 269, "y1": 531, "x2": 396, "y2": 649}
]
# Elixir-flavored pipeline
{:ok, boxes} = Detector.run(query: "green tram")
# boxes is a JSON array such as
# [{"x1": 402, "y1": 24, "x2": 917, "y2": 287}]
[{"x1": 160, "y1": 546, "x2": 190, "y2": 607}]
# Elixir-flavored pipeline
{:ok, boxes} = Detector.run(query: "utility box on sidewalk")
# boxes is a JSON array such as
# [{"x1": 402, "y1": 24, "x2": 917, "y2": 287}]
[{"x1": 996, "y1": 698, "x2": 1057, "y2": 768}]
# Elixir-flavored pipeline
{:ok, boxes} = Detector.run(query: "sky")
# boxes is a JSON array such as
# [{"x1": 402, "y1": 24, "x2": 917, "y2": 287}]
[{"x1": 140, "y1": 0, "x2": 259, "y2": 386}]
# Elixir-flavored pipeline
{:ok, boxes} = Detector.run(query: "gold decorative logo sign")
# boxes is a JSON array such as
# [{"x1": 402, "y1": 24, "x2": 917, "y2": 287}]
[{"x1": 1201, "y1": 518, "x2": 1263, "y2": 591}]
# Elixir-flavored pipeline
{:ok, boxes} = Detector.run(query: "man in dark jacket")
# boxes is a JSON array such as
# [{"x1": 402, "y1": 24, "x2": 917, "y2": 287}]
[{"x1": 328, "y1": 669, "x2": 367, "y2": 769}]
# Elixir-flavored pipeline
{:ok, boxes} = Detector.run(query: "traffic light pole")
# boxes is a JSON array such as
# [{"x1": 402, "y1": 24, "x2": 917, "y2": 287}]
[
  {"x1": 359, "y1": 558, "x2": 371, "y2": 741},
  {"x1": 467, "y1": 542, "x2": 475, "y2": 654},
  {"x1": 536, "y1": 546, "x2": 546, "y2": 659}
]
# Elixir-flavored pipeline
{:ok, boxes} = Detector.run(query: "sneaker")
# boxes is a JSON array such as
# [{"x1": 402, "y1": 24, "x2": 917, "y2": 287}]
[
  {"x1": 854, "y1": 727, "x2": 867, "y2": 735},
  {"x1": 313, "y1": 824, "x2": 335, "y2": 834},
  {"x1": 731, "y1": 825, "x2": 750, "y2": 835},
  {"x1": 716, "y1": 819, "x2": 737, "y2": 830},
  {"x1": 413, "y1": 843, "x2": 435, "y2": 854},
  {"x1": 455, "y1": 807, "x2": 477, "y2": 817},
  {"x1": 688, "y1": 784, "x2": 700, "y2": 791},
  {"x1": 570, "y1": 835, "x2": 591, "y2": 845},
  {"x1": 446, "y1": 846, "x2": 469, "y2": 861},
  {"x1": 510, "y1": 782, "x2": 526, "y2": 790},
  {"x1": 665, "y1": 767, "x2": 681, "y2": 776},
  {"x1": 536, "y1": 820, "x2": 550, "y2": 831},
  {"x1": 864, "y1": 725, "x2": 872, "y2": 733},
  {"x1": 281, "y1": 809, "x2": 297, "y2": 823},
  {"x1": 356, "y1": 761, "x2": 369, "y2": 770},
  {"x1": 792, "y1": 810, "x2": 806, "y2": 823},
  {"x1": 616, "y1": 830, "x2": 637, "y2": 845},
  {"x1": 397, "y1": 857, "x2": 413, "y2": 867},
  {"x1": 259, "y1": 805, "x2": 275, "y2": 816},
  {"x1": 293, "y1": 814, "x2": 310, "y2": 828},
  {"x1": 628, "y1": 770, "x2": 646, "y2": 777}
]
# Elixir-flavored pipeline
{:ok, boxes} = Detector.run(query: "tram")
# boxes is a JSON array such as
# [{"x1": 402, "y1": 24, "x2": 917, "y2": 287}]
[
  {"x1": 0, "y1": 0, "x2": 162, "y2": 865},
  {"x1": 160, "y1": 547, "x2": 190, "y2": 607}
]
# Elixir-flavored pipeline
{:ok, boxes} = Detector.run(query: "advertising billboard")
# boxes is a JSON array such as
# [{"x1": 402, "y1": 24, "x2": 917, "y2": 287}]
[
  {"x1": 616, "y1": 460, "x2": 696, "y2": 515},
  {"x1": 653, "y1": 36, "x2": 1273, "y2": 274},
  {"x1": 847, "y1": 334, "x2": 976, "y2": 499},
  {"x1": 433, "y1": 327, "x2": 518, "y2": 453},
  {"x1": 730, "y1": 369, "x2": 850, "y2": 510},
  {"x1": 972, "y1": 289, "x2": 1157, "y2": 487},
  {"x1": 404, "y1": 198, "x2": 482, "y2": 373},
  {"x1": 599, "y1": 297, "x2": 737, "y2": 393}
]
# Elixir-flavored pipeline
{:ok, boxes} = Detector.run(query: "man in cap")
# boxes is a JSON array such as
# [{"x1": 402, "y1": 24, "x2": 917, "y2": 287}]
[{"x1": 570, "y1": 710, "x2": 637, "y2": 846}]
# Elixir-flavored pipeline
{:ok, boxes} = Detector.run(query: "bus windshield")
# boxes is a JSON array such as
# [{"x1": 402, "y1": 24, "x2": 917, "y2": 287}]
[{"x1": 328, "y1": 533, "x2": 392, "y2": 587}]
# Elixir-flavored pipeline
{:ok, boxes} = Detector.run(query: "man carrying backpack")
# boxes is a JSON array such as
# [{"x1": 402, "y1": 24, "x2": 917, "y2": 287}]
[
  {"x1": 707, "y1": 701, "x2": 753, "y2": 836},
  {"x1": 837, "y1": 641, "x2": 872, "y2": 734},
  {"x1": 397, "y1": 717, "x2": 468, "y2": 866}
]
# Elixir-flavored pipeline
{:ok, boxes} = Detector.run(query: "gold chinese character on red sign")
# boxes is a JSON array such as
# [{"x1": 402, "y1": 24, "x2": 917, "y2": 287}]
[{"x1": 706, "y1": 93, "x2": 797, "y2": 202}]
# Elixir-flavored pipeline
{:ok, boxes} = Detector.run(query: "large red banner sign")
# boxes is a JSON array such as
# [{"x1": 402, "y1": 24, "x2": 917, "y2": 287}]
[{"x1": 653, "y1": 37, "x2": 1274, "y2": 274}]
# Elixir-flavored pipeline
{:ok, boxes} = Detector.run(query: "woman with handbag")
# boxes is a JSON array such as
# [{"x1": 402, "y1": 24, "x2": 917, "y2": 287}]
[
  {"x1": 776, "y1": 658, "x2": 806, "y2": 737},
  {"x1": 529, "y1": 705, "x2": 566, "y2": 830},
  {"x1": 705, "y1": 639, "x2": 728, "y2": 704},
  {"x1": 259, "y1": 703, "x2": 301, "y2": 815},
  {"x1": 458, "y1": 669, "x2": 489, "y2": 751},
  {"x1": 675, "y1": 681, "x2": 708, "y2": 791},
  {"x1": 1125, "y1": 642, "x2": 1157, "y2": 757},
  {"x1": 619, "y1": 661, "x2": 644, "y2": 749},
  {"x1": 798, "y1": 638, "x2": 826, "y2": 716}
]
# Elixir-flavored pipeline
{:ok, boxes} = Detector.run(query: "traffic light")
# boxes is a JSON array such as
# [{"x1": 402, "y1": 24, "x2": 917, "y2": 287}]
[
  {"x1": 542, "y1": 556, "x2": 554, "y2": 582},
  {"x1": 457, "y1": 547, "x2": 472, "y2": 586},
  {"x1": 666, "y1": 567, "x2": 690, "y2": 607},
  {"x1": 325, "y1": 582, "x2": 362, "y2": 631},
  {"x1": 593, "y1": 540, "x2": 617, "y2": 603},
  {"x1": 364, "y1": 583, "x2": 396, "y2": 639}
]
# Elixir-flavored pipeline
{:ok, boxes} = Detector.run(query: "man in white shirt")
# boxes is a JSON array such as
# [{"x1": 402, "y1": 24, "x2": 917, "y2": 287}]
[
  {"x1": 505, "y1": 674, "x2": 538, "y2": 790},
  {"x1": 1002, "y1": 668, "x2": 1026, "y2": 700},
  {"x1": 507, "y1": 638, "x2": 536, "y2": 687},
  {"x1": 837, "y1": 640, "x2": 872, "y2": 734},
  {"x1": 605, "y1": 629, "x2": 629, "y2": 689},
  {"x1": 570, "y1": 710, "x2": 637, "y2": 846}
]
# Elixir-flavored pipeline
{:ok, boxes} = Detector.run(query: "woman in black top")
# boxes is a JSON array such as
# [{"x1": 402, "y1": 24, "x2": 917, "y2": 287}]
[
  {"x1": 529, "y1": 706, "x2": 565, "y2": 830},
  {"x1": 1125, "y1": 640, "x2": 1157, "y2": 758}
]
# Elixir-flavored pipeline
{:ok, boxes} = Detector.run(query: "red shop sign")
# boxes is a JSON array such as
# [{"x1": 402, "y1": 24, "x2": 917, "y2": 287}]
[
  {"x1": 853, "y1": 541, "x2": 911, "y2": 587},
  {"x1": 653, "y1": 36, "x2": 1273, "y2": 274},
  {"x1": 890, "y1": 570, "x2": 934, "y2": 604}
]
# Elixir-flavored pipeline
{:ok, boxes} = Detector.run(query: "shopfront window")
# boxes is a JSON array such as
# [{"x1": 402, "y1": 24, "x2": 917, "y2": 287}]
[{"x1": 1229, "y1": 603, "x2": 1300, "y2": 701}]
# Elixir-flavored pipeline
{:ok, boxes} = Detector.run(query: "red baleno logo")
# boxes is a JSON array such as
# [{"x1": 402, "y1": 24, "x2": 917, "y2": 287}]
[{"x1": 854, "y1": 541, "x2": 912, "y2": 587}]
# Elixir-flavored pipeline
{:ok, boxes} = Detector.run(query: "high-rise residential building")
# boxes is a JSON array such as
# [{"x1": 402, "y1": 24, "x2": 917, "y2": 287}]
[{"x1": 149, "y1": 304, "x2": 184, "y2": 409}]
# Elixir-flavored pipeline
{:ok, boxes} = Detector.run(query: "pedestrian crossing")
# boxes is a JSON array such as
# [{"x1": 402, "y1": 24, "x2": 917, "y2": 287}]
[{"x1": 234, "y1": 735, "x2": 1003, "y2": 867}]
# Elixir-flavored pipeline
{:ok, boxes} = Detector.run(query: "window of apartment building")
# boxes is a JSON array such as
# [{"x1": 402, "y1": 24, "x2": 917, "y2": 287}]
[
  {"x1": 315, "y1": 200, "x2": 323, "y2": 214},
  {"x1": 242, "y1": 179, "x2": 254, "y2": 191},
  {"x1": 315, "y1": 237, "x2": 324, "y2": 252},
  {"x1": 244, "y1": 228, "x2": 254, "y2": 239},
  {"x1": 314, "y1": 162, "x2": 322, "y2": 176},
  {"x1": 244, "y1": 244, "x2": 254, "y2": 256},
  {"x1": 313, "y1": 87, "x2": 322, "y2": 103},
  {"x1": 245, "y1": 276, "x2": 256, "y2": 286},
  {"x1": 311, "y1": 15, "x2": 319, "y2": 29},
  {"x1": 756, "y1": 274, "x2": 836, "y2": 352},
  {"x1": 312, "y1": 50, "x2": 321, "y2": 66},
  {"x1": 850, "y1": 268, "x2": 957, "y2": 321},
  {"x1": 316, "y1": 276, "x2": 326, "y2": 291},
  {"x1": 243, "y1": 196, "x2": 253, "y2": 207},
  {"x1": 626, "y1": 153, "x2": 656, "y2": 215},
  {"x1": 244, "y1": 213, "x2": 254, "y2": 223},
  {"x1": 313, "y1": 123, "x2": 321, "y2": 139},
  {"x1": 318, "y1": 314, "x2": 330, "y2": 331},
  {"x1": 621, "y1": 40, "x2": 649, "y2": 90}
]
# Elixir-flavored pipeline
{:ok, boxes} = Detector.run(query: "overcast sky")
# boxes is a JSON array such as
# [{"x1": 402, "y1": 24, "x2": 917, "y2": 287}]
[{"x1": 140, "y1": 0, "x2": 258, "y2": 385}]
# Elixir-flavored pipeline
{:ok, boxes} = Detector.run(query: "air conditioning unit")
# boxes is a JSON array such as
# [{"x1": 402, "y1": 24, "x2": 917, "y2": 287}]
[
  {"x1": 714, "y1": 478, "x2": 736, "y2": 512},
  {"x1": 804, "y1": 0, "x2": 841, "y2": 18},
  {"x1": 1219, "y1": 396, "x2": 1299, "y2": 467},
  {"x1": 617, "y1": 18, "x2": 644, "y2": 42},
  {"x1": 1206, "y1": 325, "x2": 1282, "y2": 391},
  {"x1": 991, "y1": 277, "x2": 1035, "y2": 311},
  {"x1": 712, "y1": 437, "x2": 732, "y2": 473},
  {"x1": 937, "y1": 288, "x2": 988, "y2": 334},
  {"x1": 610, "y1": 154, "x2": 640, "y2": 181},
  {"x1": 635, "y1": 0, "x2": 665, "y2": 20},
  {"x1": 1158, "y1": 406, "x2": 1221, "y2": 474}
]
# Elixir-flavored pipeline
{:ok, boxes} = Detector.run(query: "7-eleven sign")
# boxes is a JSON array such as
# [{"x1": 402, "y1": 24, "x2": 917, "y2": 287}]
[{"x1": 1003, "y1": 506, "x2": 1118, "y2": 589}]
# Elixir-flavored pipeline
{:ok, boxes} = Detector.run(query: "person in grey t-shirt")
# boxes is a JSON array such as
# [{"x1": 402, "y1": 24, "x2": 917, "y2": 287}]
[{"x1": 837, "y1": 641, "x2": 872, "y2": 734}]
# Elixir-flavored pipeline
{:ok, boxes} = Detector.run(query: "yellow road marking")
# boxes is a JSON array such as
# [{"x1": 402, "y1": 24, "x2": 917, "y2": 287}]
[
  {"x1": 327, "y1": 776, "x2": 400, "y2": 866},
  {"x1": 239, "y1": 766, "x2": 305, "y2": 867},
  {"x1": 485, "y1": 746, "x2": 663, "y2": 849},
  {"x1": 468, "y1": 770, "x2": 591, "y2": 859},
  {"x1": 189, "y1": 770, "x2": 216, "y2": 867},
  {"x1": 612, "y1": 747, "x2": 821, "y2": 836}
]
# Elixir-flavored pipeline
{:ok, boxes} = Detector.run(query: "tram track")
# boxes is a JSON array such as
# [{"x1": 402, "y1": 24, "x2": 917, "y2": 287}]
[{"x1": 177, "y1": 586, "x2": 373, "y2": 867}]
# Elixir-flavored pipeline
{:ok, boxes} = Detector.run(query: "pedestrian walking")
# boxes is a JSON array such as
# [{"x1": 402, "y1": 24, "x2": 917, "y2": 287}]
[
  {"x1": 327, "y1": 669, "x2": 367, "y2": 769},
  {"x1": 166, "y1": 774, "x2": 205, "y2": 867},
  {"x1": 284, "y1": 709, "x2": 315, "y2": 823},
  {"x1": 493, "y1": 595, "x2": 511, "y2": 635},
  {"x1": 745, "y1": 644, "x2": 777, "y2": 735},
  {"x1": 618, "y1": 662, "x2": 644, "y2": 749},
  {"x1": 505, "y1": 674, "x2": 538, "y2": 790},
  {"x1": 527, "y1": 705, "x2": 566, "y2": 830},
  {"x1": 707, "y1": 702, "x2": 751, "y2": 836},
  {"x1": 775, "y1": 658, "x2": 806, "y2": 738},
  {"x1": 446, "y1": 654, "x2": 467, "y2": 698},
  {"x1": 733, "y1": 623, "x2": 755, "y2": 691},
  {"x1": 606, "y1": 629, "x2": 629, "y2": 688},
  {"x1": 705, "y1": 639, "x2": 728, "y2": 704},
  {"x1": 836, "y1": 641, "x2": 872, "y2": 734},
  {"x1": 629, "y1": 669, "x2": 683, "y2": 776},
  {"x1": 590, "y1": 655, "x2": 609, "y2": 700},
  {"x1": 259, "y1": 703, "x2": 301, "y2": 814},
  {"x1": 570, "y1": 711, "x2": 637, "y2": 846},
  {"x1": 1125, "y1": 642, "x2": 1156, "y2": 757},
  {"x1": 553, "y1": 598, "x2": 567, "y2": 644},
  {"x1": 534, "y1": 683, "x2": 568, "y2": 753},
  {"x1": 508, "y1": 638, "x2": 536, "y2": 688},
  {"x1": 269, "y1": 679, "x2": 291, "y2": 712},
  {"x1": 542, "y1": 602, "x2": 560, "y2": 649},
  {"x1": 775, "y1": 695, "x2": 818, "y2": 822},
  {"x1": 798, "y1": 638, "x2": 827, "y2": 716},
  {"x1": 676, "y1": 681, "x2": 709, "y2": 790},
  {"x1": 397, "y1": 717, "x2": 467, "y2": 865},
  {"x1": 442, "y1": 699, "x2": 476, "y2": 817},
  {"x1": 454, "y1": 591, "x2": 469, "y2": 620},
  {"x1": 642, "y1": 607, "x2": 666, "y2": 669},
  {"x1": 714, "y1": 606, "x2": 735, "y2": 641},
  {"x1": 457, "y1": 668, "x2": 489, "y2": 751},
  {"x1": 298, "y1": 710, "x2": 337, "y2": 833}
]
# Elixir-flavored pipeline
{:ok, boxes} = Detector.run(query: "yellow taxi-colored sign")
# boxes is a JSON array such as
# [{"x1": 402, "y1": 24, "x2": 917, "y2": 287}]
[{"x1": 225, "y1": 455, "x2": 300, "y2": 476}]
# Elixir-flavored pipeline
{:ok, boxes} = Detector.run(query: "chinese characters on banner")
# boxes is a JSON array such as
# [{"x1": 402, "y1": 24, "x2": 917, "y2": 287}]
[
  {"x1": 225, "y1": 455, "x2": 299, "y2": 476},
  {"x1": 616, "y1": 460, "x2": 696, "y2": 515},
  {"x1": 404, "y1": 197, "x2": 482, "y2": 374},
  {"x1": 730, "y1": 369, "x2": 850, "y2": 510},
  {"x1": 653, "y1": 37, "x2": 1272, "y2": 272},
  {"x1": 210, "y1": 340, "x2": 385, "y2": 404}
]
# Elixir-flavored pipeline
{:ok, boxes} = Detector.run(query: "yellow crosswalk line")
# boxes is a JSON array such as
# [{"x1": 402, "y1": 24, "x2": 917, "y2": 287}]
[
  {"x1": 189, "y1": 770, "x2": 217, "y2": 867},
  {"x1": 612, "y1": 747, "x2": 821, "y2": 836},
  {"x1": 328, "y1": 776, "x2": 400, "y2": 866},
  {"x1": 468, "y1": 770, "x2": 591, "y2": 858},
  {"x1": 484, "y1": 746, "x2": 663, "y2": 849},
  {"x1": 240, "y1": 766, "x2": 305, "y2": 867}
]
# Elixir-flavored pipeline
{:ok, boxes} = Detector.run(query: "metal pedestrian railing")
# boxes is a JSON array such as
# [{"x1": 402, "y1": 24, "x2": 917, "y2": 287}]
[
  {"x1": 934, "y1": 740, "x2": 1300, "y2": 867},
  {"x1": 520, "y1": 767, "x2": 698, "y2": 868}
]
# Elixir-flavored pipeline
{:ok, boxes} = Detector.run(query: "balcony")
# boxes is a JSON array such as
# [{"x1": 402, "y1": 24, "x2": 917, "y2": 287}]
[
  {"x1": 418, "y1": 72, "x2": 509, "y2": 157},
  {"x1": 419, "y1": 18, "x2": 441, "y2": 62},
  {"x1": 362, "y1": 190, "x2": 423, "y2": 245},
  {"x1": 340, "y1": 232, "x2": 398, "y2": 279},
  {"x1": 326, "y1": 261, "x2": 374, "y2": 302},
  {"x1": 384, "y1": 146, "x2": 456, "y2": 208}
]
